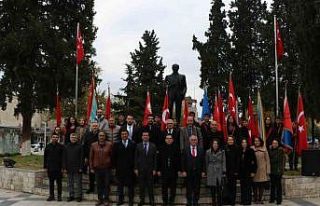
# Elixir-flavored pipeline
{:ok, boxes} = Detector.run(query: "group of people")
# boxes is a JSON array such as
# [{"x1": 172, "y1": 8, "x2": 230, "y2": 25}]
[{"x1": 44, "y1": 109, "x2": 289, "y2": 206}]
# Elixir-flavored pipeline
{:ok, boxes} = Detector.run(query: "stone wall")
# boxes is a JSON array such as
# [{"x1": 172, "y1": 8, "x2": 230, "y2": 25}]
[
  {"x1": 283, "y1": 175, "x2": 320, "y2": 198},
  {"x1": 0, "y1": 166, "x2": 45, "y2": 193},
  {"x1": 1, "y1": 167, "x2": 320, "y2": 200}
]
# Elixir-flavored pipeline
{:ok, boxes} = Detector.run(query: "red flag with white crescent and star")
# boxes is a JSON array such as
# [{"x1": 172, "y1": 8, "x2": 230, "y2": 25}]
[
  {"x1": 276, "y1": 21, "x2": 284, "y2": 60},
  {"x1": 161, "y1": 90, "x2": 170, "y2": 131},
  {"x1": 228, "y1": 73, "x2": 237, "y2": 123},
  {"x1": 76, "y1": 23, "x2": 84, "y2": 65},
  {"x1": 296, "y1": 92, "x2": 308, "y2": 155}
]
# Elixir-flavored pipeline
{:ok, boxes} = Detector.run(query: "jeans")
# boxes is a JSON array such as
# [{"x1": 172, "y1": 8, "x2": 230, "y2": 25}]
[
  {"x1": 67, "y1": 171, "x2": 82, "y2": 198},
  {"x1": 95, "y1": 169, "x2": 111, "y2": 201}
]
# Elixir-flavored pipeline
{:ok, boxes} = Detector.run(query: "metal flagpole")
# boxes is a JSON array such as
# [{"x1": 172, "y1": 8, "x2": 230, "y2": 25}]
[
  {"x1": 75, "y1": 23, "x2": 80, "y2": 118},
  {"x1": 274, "y1": 15, "x2": 279, "y2": 117}
]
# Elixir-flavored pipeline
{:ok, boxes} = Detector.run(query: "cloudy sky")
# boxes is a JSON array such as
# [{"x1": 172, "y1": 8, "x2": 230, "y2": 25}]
[{"x1": 93, "y1": 0, "x2": 231, "y2": 114}]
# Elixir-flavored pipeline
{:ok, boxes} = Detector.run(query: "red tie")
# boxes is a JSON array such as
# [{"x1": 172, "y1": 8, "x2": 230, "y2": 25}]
[{"x1": 192, "y1": 147, "x2": 196, "y2": 157}]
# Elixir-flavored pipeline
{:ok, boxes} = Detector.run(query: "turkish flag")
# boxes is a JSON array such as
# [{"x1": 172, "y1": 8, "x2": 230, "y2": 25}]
[
  {"x1": 296, "y1": 92, "x2": 308, "y2": 155},
  {"x1": 218, "y1": 92, "x2": 227, "y2": 142},
  {"x1": 105, "y1": 94, "x2": 111, "y2": 120},
  {"x1": 161, "y1": 90, "x2": 170, "y2": 131},
  {"x1": 213, "y1": 94, "x2": 222, "y2": 131},
  {"x1": 143, "y1": 91, "x2": 152, "y2": 126},
  {"x1": 76, "y1": 24, "x2": 84, "y2": 65},
  {"x1": 248, "y1": 96, "x2": 258, "y2": 145},
  {"x1": 276, "y1": 21, "x2": 284, "y2": 60},
  {"x1": 86, "y1": 77, "x2": 95, "y2": 122},
  {"x1": 228, "y1": 74, "x2": 237, "y2": 122},
  {"x1": 55, "y1": 90, "x2": 62, "y2": 127}
]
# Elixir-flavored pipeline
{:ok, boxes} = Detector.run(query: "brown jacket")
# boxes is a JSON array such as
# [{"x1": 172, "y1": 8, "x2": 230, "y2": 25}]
[{"x1": 89, "y1": 141, "x2": 112, "y2": 170}]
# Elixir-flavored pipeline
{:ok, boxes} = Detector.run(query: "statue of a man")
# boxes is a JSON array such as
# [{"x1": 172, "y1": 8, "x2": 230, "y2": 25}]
[{"x1": 165, "y1": 64, "x2": 187, "y2": 122}]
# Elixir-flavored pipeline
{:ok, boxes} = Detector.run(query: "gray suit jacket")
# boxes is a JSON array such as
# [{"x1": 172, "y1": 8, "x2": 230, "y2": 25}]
[
  {"x1": 134, "y1": 142, "x2": 157, "y2": 174},
  {"x1": 180, "y1": 126, "x2": 203, "y2": 151}
]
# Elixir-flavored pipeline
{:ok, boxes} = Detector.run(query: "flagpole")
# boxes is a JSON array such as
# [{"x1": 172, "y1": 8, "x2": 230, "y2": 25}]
[
  {"x1": 75, "y1": 22, "x2": 80, "y2": 118},
  {"x1": 274, "y1": 15, "x2": 279, "y2": 117}
]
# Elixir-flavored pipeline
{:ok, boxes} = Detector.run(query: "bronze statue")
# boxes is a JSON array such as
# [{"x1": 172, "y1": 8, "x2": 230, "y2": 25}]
[{"x1": 165, "y1": 64, "x2": 187, "y2": 122}]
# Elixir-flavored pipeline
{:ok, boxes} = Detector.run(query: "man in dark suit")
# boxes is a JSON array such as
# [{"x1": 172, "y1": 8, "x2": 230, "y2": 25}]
[
  {"x1": 161, "y1": 119, "x2": 180, "y2": 149},
  {"x1": 122, "y1": 114, "x2": 140, "y2": 143},
  {"x1": 112, "y1": 129, "x2": 136, "y2": 206},
  {"x1": 143, "y1": 114, "x2": 161, "y2": 147},
  {"x1": 157, "y1": 134, "x2": 181, "y2": 205},
  {"x1": 181, "y1": 135, "x2": 205, "y2": 206},
  {"x1": 134, "y1": 130, "x2": 157, "y2": 206},
  {"x1": 180, "y1": 116, "x2": 203, "y2": 151}
]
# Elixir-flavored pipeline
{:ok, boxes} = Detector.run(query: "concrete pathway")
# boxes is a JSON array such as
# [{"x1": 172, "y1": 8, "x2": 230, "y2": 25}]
[{"x1": 0, "y1": 189, "x2": 320, "y2": 206}]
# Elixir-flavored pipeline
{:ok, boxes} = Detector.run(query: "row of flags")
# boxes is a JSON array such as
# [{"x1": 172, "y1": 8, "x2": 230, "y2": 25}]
[
  {"x1": 200, "y1": 73, "x2": 308, "y2": 155},
  {"x1": 55, "y1": 19, "x2": 307, "y2": 155}
]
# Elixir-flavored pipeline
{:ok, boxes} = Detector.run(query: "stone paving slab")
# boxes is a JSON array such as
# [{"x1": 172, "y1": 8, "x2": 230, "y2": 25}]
[{"x1": 0, "y1": 189, "x2": 320, "y2": 206}]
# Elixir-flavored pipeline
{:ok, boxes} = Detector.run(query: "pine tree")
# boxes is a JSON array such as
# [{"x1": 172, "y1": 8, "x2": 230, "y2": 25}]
[
  {"x1": 123, "y1": 30, "x2": 166, "y2": 119},
  {"x1": 0, "y1": 0, "x2": 97, "y2": 154},
  {"x1": 193, "y1": 0, "x2": 231, "y2": 97}
]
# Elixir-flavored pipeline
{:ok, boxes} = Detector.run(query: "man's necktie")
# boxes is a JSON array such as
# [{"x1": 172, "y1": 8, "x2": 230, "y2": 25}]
[
  {"x1": 192, "y1": 146, "x2": 196, "y2": 157},
  {"x1": 144, "y1": 143, "x2": 148, "y2": 155}
]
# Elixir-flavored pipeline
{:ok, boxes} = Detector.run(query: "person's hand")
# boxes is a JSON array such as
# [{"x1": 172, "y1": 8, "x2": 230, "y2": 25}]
[
  {"x1": 152, "y1": 170, "x2": 156, "y2": 176},
  {"x1": 79, "y1": 169, "x2": 82, "y2": 173},
  {"x1": 182, "y1": 171, "x2": 187, "y2": 177},
  {"x1": 250, "y1": 173, "x2": 255, "y2": 177},
  {"x1": 90, "y1": 169, "x2": 94, "y2": 173},
  {"x1": 178, "y1": 171, "x2": 182, "y2": 176},
  {"x1": 84, "y1": 158, "x2": 88, "y2": 165},
  {"x1": 201, "y1": 172, "x2": 206, "y2": 178},
  {"x1": 134, "y1": 169, "x2": 138, "y2": 176},
  {"x1": 157, "y1": 171, "x2": 161, "y2": 176}
]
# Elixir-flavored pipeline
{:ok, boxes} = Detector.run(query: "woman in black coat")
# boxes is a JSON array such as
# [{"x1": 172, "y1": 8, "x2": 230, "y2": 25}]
[
  {"x1": 224, "y1": 136, "x2": 240, "y2": 205},
  {"x1": 239, "y1": 139, "x2": 257, "y2": 205}
]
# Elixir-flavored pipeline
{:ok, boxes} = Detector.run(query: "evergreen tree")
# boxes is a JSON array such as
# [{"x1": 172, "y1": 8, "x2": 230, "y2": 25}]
[
  {"x1": 0, "y1": 0, "x2": 97, "y2": 153},
  {"x1": 123, "y1": 30, "x2": 166, "y2": 119},
  {"x1": 192, "y1": 0, "x2": 231, "y2": 97},
  {"x1": 293, "y1": 0, "x2": 320, "y2": 119},
  {"x1": 228, "y1": 0, "x2": 271, "y2": 109}
]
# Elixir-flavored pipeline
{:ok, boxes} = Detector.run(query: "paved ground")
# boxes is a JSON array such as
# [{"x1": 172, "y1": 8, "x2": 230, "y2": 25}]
[{"x1": 1, "y1": 189, "x2": 320, "y2": 206}]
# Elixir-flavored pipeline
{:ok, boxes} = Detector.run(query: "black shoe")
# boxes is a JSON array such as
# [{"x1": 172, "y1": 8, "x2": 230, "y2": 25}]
[
  {"x1": 57, "y1": 196, "x2": 62, "y2": 201},
  {"x1": 46, "y1": 196, "x2": 55, "y2": 201},
  {"x1": 277, "y1": 202, "x2": 282, "y2": 205},
  {"x1": 67, "y1": 197, "x2": 74, "y2": 202},
  {"x1": 269, "y1": 200, "x2": 275, "y2": 203},
  {"x1": 76, "y1": 197, "x2": 82, "y2": 202}
]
